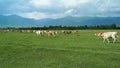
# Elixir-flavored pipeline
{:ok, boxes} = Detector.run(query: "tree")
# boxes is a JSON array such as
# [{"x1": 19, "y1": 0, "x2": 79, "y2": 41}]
[{"x1": 110, "y1": 23, "x2": 116, "y2": 29}]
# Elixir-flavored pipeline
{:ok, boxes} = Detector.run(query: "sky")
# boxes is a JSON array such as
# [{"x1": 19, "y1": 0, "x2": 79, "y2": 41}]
[{"x1": 0, "y1": 0, "x2": 120, "y2": 19}]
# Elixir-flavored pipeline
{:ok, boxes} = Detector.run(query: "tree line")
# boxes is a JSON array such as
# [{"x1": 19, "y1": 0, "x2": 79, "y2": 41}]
[{"x1": 1, "y1": 24, "x2": 120, "y2": 30}]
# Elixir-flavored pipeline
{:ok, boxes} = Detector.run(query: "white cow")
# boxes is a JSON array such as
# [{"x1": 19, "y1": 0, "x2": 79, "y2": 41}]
[
  {"x1": 95, "y1": 32, "x2": 119, "y2": 43},
  {"x1": 35, "y1": 30, "x2": 44, "y2": 36}
]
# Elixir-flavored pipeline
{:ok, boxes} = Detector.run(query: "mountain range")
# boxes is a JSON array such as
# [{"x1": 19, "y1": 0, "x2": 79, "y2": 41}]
[{"x1": 0, "y1": 15, "x2": 120, "y2": 27}]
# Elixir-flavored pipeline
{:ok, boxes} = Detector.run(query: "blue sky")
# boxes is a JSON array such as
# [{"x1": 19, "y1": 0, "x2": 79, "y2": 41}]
[{"x1": 0, "y1": 0, "x2": 120, "y2": 19}]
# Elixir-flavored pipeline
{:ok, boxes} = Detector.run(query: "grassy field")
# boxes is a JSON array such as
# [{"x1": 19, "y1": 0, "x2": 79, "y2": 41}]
[{"x1": 0, "y1": 30, "x2": 120, "y2": 68}]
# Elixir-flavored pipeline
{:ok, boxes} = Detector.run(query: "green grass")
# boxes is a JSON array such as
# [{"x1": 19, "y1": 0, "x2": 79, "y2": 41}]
[{"x1": 0, "y1": 30, "x2": 120, "y2": 68}]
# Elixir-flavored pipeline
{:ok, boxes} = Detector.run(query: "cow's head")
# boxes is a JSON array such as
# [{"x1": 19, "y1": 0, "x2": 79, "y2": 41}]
[{"x1": 95, "y1": 32, "x2": 104, "y2": 38}]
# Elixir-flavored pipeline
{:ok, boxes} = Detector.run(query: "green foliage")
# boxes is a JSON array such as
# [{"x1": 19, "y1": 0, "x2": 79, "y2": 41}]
[
  {"x1": 1, "y1": 23, "x2": 119, "y2": 30},
  {"x1": 110, "y1": 24, "x2": 117, "y2": 29}
]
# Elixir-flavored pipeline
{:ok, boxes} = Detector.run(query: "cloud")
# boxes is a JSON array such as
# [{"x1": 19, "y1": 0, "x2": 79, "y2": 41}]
[
  {"x1": 29, "y1": 0, "x2": 51, "y2": 8},
  {"x1": 65, "y1": 9, "x2": 74, "y2": 15},
  {"x1": 61, "y1": 0, "x2": 89, "y2": 8},
  {"x1": 18, "y1": 11, "x2": 66, "y2": 20},
  {"x1": 18, "y1": 9, "x2": 76, "y2": 20},
  {"x1": 18, "y1": 12, "x2": 46, "y2": 20},
  {"x1": 0, "y1": 0, "x2": 120, "y2": 19}
]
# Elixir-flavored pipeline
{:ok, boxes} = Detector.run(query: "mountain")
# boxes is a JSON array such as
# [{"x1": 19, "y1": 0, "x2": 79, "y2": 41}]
[
  {"x1": 0, "y1": 15, "x2": 38, "y2": 27},
  {"x1": 38, "y1": 16, "x2": 120, "y2": 26},
  {"x1": 0, "y1": 15, "x2": 120, "y2": 27}
]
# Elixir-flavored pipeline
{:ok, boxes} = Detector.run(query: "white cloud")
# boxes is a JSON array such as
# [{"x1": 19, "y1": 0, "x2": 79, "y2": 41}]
[
  {"x1": 18, "y1": 12, "x2": 47, "y2": 20},
  {"x1": 28, "y1": 0, "x2": 90, "y2": 9},
  {"x1": 18, "y1": 9, "x2": 75, "y2": 20},
  {"x1": 17, "y1": 7, "x2": 73, "y2": 20},
  {"x1": 1, "y1": 0, "x2": 120, "y2": 19},
  {"x1": 65, "y1": 9, "x2": 74, "y2": 15},
  {"x1": 29, "y1": 0, "x2": 51, "y2": 7},
  {"x1": 61, "y1": 0, "x2": 89, "y2": 8},
  {"x1": 18, "y1": 11, "x2": 66, "y2": 20},
  {"x1": 3, "y1": 14, "x2": 12, "y2": 16}
]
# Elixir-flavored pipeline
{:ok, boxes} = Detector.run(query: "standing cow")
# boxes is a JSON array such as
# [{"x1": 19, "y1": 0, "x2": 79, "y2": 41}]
[
  {"x1": 44, "y1": 30, "x2": 57, "y2": 37},
  {"x1": 35, "y1": 30, "x2": 44, "y2": 36},
  {"x1": 95, "y1": 32, "x2": 119, "y2": 43}
]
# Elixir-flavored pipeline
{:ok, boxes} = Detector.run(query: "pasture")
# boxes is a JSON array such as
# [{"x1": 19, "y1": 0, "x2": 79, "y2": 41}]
[{"x1": 0, "y1": 30, "x2": 120, "y2": 68}]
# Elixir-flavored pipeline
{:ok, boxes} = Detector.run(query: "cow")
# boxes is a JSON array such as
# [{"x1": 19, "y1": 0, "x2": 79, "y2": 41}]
[
  {"x1": 72, "y1": 30, "x2": 78, "y2": 34},
  {"x1": 95, "y1": 32, "x2": 119, "y2": 43},
  {"x1": 61, "y1": 30, "x2": 65, "y2": 33},
  {"x1": 46, "y1": 31, "x2": 57, "y2": 37},
  {"x1": 35, "y1": 30, "x2": 44, "y2": 36},
  {"x1": 66, "y1": 31, "x2": 72, "y2": 34}
]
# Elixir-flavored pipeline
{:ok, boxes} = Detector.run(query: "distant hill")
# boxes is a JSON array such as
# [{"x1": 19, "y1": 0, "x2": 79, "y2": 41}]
[
  {"x1": 0, "y1": 15, "x2": 120, "y2": 27},
  {"x1": 38, "y1": 16, "x2": 120, "y2": 26},
  {"x1": 0, "y1": 15, "x2": 37, "y2": 27}
]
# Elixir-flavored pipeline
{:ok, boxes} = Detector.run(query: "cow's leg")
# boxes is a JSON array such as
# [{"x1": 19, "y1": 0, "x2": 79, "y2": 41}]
[
  {"x1": 113, "y1": 38, "x2": 116, "y2": 43},
  {"x1": 41, "y1": 32, "x2": 43, "y2": 36},
  {"x1": 52, "y1": 33, "x2": 55, "y2": 37},
  {"x1": 103, "y1": 38, "x2": 106, "y2": 42},
  {"x1": 107, "y1": 38, "x2": 110, "y2": 43},
  {"x1": 36, "y1": 33, "x2": 39, "y2": 36},
  {"x1": 48, "y1": 34, "x2": 50, "y2": 36},
  {"x1": 112, "y1": 36, "x2": 117, "y2": 43}
]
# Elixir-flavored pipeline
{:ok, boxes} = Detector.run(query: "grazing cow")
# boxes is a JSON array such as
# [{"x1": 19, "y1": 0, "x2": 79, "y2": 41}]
[
  {"x1": 54, "y1": 31, "x2": 58, "y2": 35},
  {"x1": 4, "y1": 29, "x2": 10, "y2": 33},
  {"x1": 61, "y1": 30, "x2": 65, "y2": 33},
  {"x1": 43, "y1": 30, "x2": 49, "y2": 35},
  {"x1": 95, "y1": 32, "x2": 119, "y2": 43},
  {"x1": 33, "y1": 30, "x2": 36, "y2": 33},
  {"x1": 61, "y1": 30, "x2": 73, "y2": 34},
  {"x1": 27, "y1": 30, "x2": 33, "y2": 33},
  {"x1": 72, "y1": 30, "x2": 78, "y2": 34},
  {"x1": 45, "y1": 31, "x2": 57, "y2": 37},
  {"x1": 16, "y1": 30, "x2": 24, "y2": 33},
  {"x1": 66, "y1": 31, "x2": 72, "y2": 34},
  {"x1": 35, "y1": 30, "x2": 44, "y2": 36}
]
